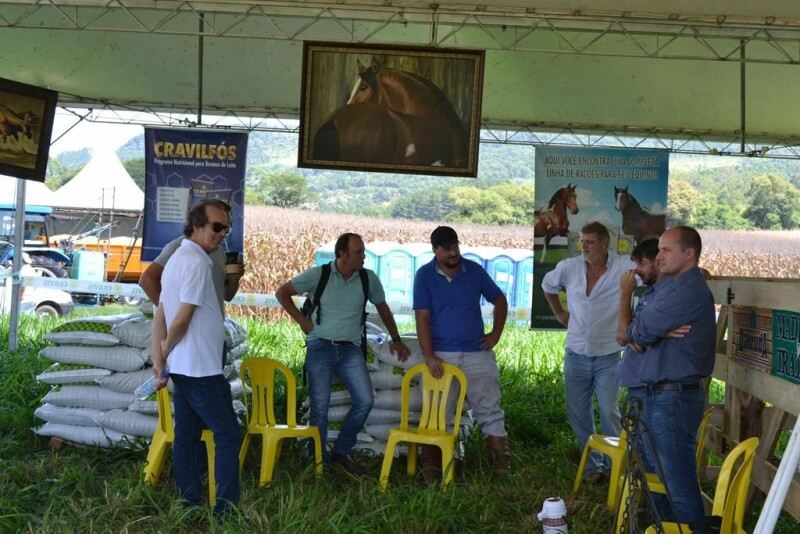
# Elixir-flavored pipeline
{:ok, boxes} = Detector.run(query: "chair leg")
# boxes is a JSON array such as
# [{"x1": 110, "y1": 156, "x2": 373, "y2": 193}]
[
  {"x1": 407, "y1": 442, "x2": 419, "y2": 477},
  {"x1": 202, "y1": 430, "x2": 216, "y2": 505},
  {"x1": 573, "y1": 443, "x2": 592, "y2": 494},
  {"x1": 311, "y1": 431, "x2": 323, "y2": 476},
  {"x1": 441, "y1": 444, "x2": 456, "y2": 490},
  {"x1": 606, "y1": 452, "x2": 626, "y2": 510},
  {"x1": 143, "y1": 435, "x2": 170, "y2": 486},
  {"x1": 259, "y1": 437, "x2": 279, "y2": 486},
  {"x1": 239, "y1": 433, "x2": 252, "y2": 470},
  {"x1": 379, "y1": 436, "x2": 400, "y2": 492}
]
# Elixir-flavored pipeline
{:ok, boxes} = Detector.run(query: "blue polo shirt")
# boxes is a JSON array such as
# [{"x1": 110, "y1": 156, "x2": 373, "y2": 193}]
[
  {"x1": 291, "y1": 263, "x2": 385, "y2": 346},
  {"x1": 628, "y1": 267, "x2": 716, "y2": 385},
  {"x1": 413, "y1": 258, "x2": 503, "y2": 352}
]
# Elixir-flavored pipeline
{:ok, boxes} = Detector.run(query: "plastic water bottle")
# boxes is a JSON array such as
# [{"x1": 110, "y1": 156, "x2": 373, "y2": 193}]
[
  {"x1": 537, "y1": 497, "x2": 568, "y2": 534},
  {"x1": 134, "y1": 370, "x2": 169, "y2": 400}
]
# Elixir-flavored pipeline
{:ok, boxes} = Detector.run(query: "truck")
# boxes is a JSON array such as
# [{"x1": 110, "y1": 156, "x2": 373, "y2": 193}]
[{"x1": 0, "y1": 203, "x2": 147, "y2": 304}]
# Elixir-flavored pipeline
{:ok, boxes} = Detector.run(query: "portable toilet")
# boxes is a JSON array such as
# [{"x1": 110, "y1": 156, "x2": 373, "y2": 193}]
[
  {"x1": 485, "y1": 247, "x2": 518, "y2": 307},
  {"x1": 314, "y1": 241, "x2": 335, "y2": 267},
  {"x1": 460, "y1": 245, "x2": 485, "y2": 269},
  {"x1": 403, "y1": 243, "x2": 434, "y2": 273},
  {"x1": 370, "y1": 242, "x2": 414, "y2": 303},
  {"x1": 510, "y1": 249, "x2": 534, "y2": 312},
  {"x1": 70, "y1": 249, "x2": 106, "y2": 281}
]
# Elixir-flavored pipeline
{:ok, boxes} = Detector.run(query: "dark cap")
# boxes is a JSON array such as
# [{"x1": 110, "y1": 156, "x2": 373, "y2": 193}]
[{"x1": 431, "y1": 226, "x2": 460, "y2": 249}]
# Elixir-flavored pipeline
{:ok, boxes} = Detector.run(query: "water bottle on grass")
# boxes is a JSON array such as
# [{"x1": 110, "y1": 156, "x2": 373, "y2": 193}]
[{"x1": 134, "y1": 370, "x2": 169, "y2": 400}]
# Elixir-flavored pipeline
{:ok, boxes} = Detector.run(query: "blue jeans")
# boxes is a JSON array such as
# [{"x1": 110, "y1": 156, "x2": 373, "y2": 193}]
[
  {"x1": 564, "y1": 348, "x2": 621, "y2": 475},
  {"x1": 171, "y1": 373, "x2": 241, "y2": 514},
  {"x1": 645, "y1": 388, "x2": 706, "y2": 524},
  {"x1": 305, "y1": 338, "x2": 374, "y2": 459}
]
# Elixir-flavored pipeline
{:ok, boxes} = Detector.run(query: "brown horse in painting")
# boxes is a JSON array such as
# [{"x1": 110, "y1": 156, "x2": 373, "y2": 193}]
[
  {"x1": 534, "y1": 183, "x2": 579, "y2": 260},
  {"x1": 312, "y1": 102, "x2": 450, "y2": 166},
  {"x1": 613, "y1": 186, "x2": 666, "y2": 242},
  {"x1": 346, "y1": 59, "x2": 469, "y2": 167}
]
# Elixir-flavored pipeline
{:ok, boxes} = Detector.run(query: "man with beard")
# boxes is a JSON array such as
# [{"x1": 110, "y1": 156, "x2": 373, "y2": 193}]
[
  {"x1": 543, "y1": 221, "x2": 633, "y2": 483},
  {"x1": 413, "y1": 226, "x2": 511, "y2": 479}
]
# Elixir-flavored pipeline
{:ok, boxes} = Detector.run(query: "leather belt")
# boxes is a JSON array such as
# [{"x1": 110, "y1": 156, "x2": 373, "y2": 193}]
[
  {"x1": 320, "y1": 339, "x2": 353, "y2": 346},
  {"x1": 647, "y1": 381, "x2": 703, "y2": 394}
]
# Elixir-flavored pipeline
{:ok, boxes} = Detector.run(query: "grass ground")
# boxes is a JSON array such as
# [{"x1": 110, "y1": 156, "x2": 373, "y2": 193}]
[{"x1": 0, "y1": 311, "x2": 797, "y2": 533}]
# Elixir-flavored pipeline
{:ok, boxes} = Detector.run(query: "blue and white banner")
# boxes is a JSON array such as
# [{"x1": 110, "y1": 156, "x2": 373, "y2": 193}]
[
  {"x1": 532, "y1": 146, "x2": 669, "y2": 329},
  {"x1": 141, "y1": 128, "x2": 248, "y2": 262}
]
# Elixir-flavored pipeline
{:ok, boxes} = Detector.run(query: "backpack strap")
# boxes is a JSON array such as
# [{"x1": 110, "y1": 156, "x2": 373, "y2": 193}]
[
  {"x1": 359, "y1": 268, "x2": 369, "y2": 359},
  {"x1": 306, "y1": 262, "x2": 332, "y2": 325}
]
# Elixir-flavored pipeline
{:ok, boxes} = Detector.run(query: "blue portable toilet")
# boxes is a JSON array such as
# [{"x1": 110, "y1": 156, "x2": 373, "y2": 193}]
[
  {"x1": 71, "y1": 249, "x2": 106, "y2": 281},
  {"x1": 508, "y1": 249, "x2": 534, "y2": 311},
  {"x1": 370, "y1": 242, "x2": 414, "y2": 303},
  {"x1": 314, "y1": 241, "x2": 336, "y2": 267},
  {"x1": 403, "y1": 243, "x2": 434, "y2": 273},
  {"x1": 485, "y1": 247, "x2": 518, "y2": 306},
  {"x1": 460, "y1": 245, "x2": 485, "y2": 269}
]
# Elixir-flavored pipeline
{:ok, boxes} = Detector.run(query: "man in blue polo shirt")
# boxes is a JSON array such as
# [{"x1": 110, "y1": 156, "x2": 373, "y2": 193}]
[
  {"x1": 413, "y1": 226, "x2": 510, "y2": 479},
  {"x1": 275, "y1": 232, "x2": 409, "y2": 475}
]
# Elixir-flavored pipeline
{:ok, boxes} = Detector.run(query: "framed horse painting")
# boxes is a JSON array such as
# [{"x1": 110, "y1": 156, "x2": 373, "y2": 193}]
[
  {"x1": 298, "y1": 41, "x2": 485, "y2": 177},
  {"x1": 0, "y1": 77, "x2": 58, "y2": 183}
]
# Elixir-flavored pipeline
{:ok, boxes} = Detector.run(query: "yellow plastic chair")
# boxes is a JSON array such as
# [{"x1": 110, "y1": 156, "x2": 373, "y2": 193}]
[
  {"x1": 643, "y1": 436, "x2": 759, "y2": 534},
  {"x1": 572, "y1": 430, "x2": 628, "y2": 510},
  {"x1": 238, "y1": 357, "x2": 323, "y2": 485},
  {"x1": 379, "y1": 362, "x2": 468, "y2": 491},
  {"x1": 142, "y1": 387, "x2": 217, "y2": 502}
]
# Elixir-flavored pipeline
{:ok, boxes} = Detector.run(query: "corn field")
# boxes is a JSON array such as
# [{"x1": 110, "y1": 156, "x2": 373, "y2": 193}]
[{"x1": 237, "y1": 206, "x2": 800, "y2": 319}]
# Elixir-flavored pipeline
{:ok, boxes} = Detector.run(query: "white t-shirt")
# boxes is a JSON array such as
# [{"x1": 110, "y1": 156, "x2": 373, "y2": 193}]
[
  {"x1": 161, "y1": 239, "x2": 225, "y2": 377},
  {"x1": 155, "y1": 236, "x2": 226, "y2": 315}
]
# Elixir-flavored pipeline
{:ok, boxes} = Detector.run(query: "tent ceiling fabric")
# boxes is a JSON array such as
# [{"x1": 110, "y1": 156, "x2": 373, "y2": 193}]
[{"x1": 2, "y1": 0, "x2": 800, "y2": 144}]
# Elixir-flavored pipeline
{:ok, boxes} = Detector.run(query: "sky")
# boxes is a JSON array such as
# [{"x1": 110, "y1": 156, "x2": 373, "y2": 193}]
[{"x1": 49, "y1": 110, "x2": 142, "y2": 157}]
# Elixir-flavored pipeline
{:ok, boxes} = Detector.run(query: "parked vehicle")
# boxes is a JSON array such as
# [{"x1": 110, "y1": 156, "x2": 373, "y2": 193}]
[{"x1": 0, "y1": 265, "x2": 74, "y2": 318}]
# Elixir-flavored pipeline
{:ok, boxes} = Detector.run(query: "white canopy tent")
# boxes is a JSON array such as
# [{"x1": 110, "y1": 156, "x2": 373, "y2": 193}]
[
  {"x1": 51, "y1": 151, "x2": 143, "y2": 212},
  {"x1": 0, "y1": 176, "x2": 57, "y2": 206}
]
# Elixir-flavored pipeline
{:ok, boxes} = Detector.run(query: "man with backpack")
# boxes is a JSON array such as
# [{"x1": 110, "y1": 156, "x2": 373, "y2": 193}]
[{"x1": 275, "y1": 232, "x2": 409, "y2": 475}]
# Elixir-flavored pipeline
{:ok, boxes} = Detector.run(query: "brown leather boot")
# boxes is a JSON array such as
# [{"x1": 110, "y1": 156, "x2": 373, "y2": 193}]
[
  {"x1": 486, "y1": 435, "x2": 512, "y2": 474},
  {"x1": 419, "y1": 445, "x2": 442, "y2": 484}
]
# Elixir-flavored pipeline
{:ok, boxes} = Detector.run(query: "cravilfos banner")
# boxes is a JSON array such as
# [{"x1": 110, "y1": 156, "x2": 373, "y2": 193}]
[
  {"x1": 531, "y1": 146, "x2": 669, "y2": 329},
  {"x1": 141, "y1": 128, "x2": 247, "y2": 262}
]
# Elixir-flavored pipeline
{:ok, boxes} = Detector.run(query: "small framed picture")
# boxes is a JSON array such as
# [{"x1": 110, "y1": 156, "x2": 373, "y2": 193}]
[{"x1": 0, "y1": 77, "x2": 58, "y2": 183}]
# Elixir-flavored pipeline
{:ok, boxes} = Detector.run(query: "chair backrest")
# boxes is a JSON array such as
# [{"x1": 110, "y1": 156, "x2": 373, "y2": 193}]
[
  {"x1": 155, "y1": 387, "x2": 172, "y2": 434},
  {"x1": 695, "y1": 407, "x2": 714, "y2": 479},
  {"x1": 239, "y1": 357, "x2": 299, "y2": 428},
  {"x1": 400, "y1": 362, "x2": 467, "y2": 437},
  {"x1": 711, "y1": 436, "x2": 759, "y2": 530}
]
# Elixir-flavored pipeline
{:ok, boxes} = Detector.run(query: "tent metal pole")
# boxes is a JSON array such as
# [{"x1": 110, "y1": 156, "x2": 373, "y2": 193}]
[
  {"x1": 198, "y1": 13, "x2": 205, "y2": 125},
  {"x1": 9, "y1": 179, "x2": 27, "y2": 351},
  {"x1": 740, "y1": 39, "x2": 746, "y2": 154}
]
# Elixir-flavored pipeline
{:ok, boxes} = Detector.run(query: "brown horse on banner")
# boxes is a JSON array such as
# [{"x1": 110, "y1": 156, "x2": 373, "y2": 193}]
[
  {"x1": 534, "y1": 183, "x2": 579, "y2": 260},
  {"x1": 346, "y1": 59, "x2": 469, "y2": 167},
  {"x1": 613, "y1": 185, "x2": 666, "y2": 242}
]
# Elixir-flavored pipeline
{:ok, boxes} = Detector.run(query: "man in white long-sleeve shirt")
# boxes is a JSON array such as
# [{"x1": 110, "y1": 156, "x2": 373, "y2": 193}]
[{"x1": 542, "y1": 221, "x2": 633, "y2": 481}]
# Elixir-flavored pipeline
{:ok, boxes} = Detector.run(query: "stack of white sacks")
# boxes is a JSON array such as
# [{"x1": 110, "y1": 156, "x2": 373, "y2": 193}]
[
  {"x1": 33, "y1": 313, "x2": 249, "y2": 448},
  {"x1": 303, "y1": 323, "x2": 473, "y2": 457}
]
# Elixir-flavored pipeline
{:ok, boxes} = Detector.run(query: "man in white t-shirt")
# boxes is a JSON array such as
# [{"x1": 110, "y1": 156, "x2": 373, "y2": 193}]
[{"x1": 152, "y1": 201, "x2": 241, "y2": 516}]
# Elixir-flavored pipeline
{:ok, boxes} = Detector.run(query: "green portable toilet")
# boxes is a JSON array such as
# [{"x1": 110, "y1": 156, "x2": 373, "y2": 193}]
[
  {"x1": 371, "y1": 242, "x2": 413, "y2": 303},
  {"x1": 404, "y1": 243, "x2": 434, "y2": 273},
  {"x1": 485, "y1": 247, "x2": 517, "y2": 306},
  {"x1": 460, "y1": 245, "x2": 485, "y2": 269},
  {"x1": 71, "y1": 249, "x2": 105, "y2": 281},
  {"x1": 314, "y1": 241, "x2": 335, "y2": 267}
]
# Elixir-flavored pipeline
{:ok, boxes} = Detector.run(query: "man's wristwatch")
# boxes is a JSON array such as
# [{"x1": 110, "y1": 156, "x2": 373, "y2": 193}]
[{"x1": 391, "y1": 336, "x2": 402, "y2": 344}]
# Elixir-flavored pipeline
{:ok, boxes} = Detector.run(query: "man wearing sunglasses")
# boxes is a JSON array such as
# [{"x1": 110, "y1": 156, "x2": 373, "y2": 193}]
[
  {"x1": 139, "y1": 198, "x2": 244, "y2": 315},
  {"x1": 151, "y1": 200, "x2": 242, "y2": 516}
]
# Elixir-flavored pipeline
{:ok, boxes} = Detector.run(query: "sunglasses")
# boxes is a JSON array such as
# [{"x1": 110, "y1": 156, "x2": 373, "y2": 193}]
[{"x1": 208, "y1": 221, "x2": 232, "y2": 234}]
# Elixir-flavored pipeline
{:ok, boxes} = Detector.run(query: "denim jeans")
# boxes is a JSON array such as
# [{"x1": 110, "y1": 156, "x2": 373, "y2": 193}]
[
  {"x1": 171, "y1": 373, "x2": 241, "y2": 514},
  {"x1": 564, "y1": 348, "x2": 621, "y2": 475},
  {"x1": 645, "y1": 388, "x2": 706, "y2": 524},
  {"x1": 305, "y1": 338, "x2": 374, "y2": 459}
]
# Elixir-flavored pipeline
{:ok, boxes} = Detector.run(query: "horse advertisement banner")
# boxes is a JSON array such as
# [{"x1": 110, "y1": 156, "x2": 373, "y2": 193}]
[
  {"x1": 531, "y1": 146, "x2": 669, "y2": 329},
  {"x1": 298, "y1": 42, "x2": 484, "y2": 177},
  {"x1": 141, "y1": 128, "x2": 247, "y2": 262},
  {"x1": 0, "y1": 77, "x2": 57, "y2": 183}
]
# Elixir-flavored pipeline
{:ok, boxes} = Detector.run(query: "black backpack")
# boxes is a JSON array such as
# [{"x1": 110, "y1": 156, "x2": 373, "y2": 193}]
[{"x1": 301, "y1": 262, "x2": 370, "y2": 357}]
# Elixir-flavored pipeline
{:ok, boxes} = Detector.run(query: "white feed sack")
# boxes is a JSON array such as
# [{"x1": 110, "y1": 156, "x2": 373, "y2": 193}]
[
  {"x1": 34, "y1": 404, "x2": 104, "y2": 427},
  {"x1": 111, "y1": 316, "x2": 153, "y2": 349},
  {"x1": 224, "y1": 318, "x2": 248, "y2": 349},
  {"x1": 226, "y1": 343, "x2": 248, "y2": 365},
  {"x1": 96, "y1": 369, "x2": 173, "y2": 395},
  {"x1": 369, "y1": 371, "x2": 404, "y2": 390},
  {"x1": 34, "y1": 423, "x2": 136, "y2": 448},
  {"x1": 36, "y1": 368, "x2": 112, "y2": 385},
  {"x1": 326, "y1": 429, "x2": 374, "y2": 443},
  {"x1": 39, "y1": 345, "x2": 148, "y2": 373},
  {"x1": 327, "y1": 406, "x2": 417, "y2": 425},
  {"x1": 43, "y1": 331, "x2": 121, "y2": 347},
  {"x1": 93, "y1": 409, "x2": 158, "y2": 437},
  {"x1": 377, "y1": 339, "x2": 424, "y2": 369},
  {"x1": 43, "y1": 386, "x2": 136, "y2": 410},
  {"x1": 373, "y1": 387, "x2": 422, "y2": 411},
  {"x1": 127, "y1": 400, "x2": 161, "y2": 414}
]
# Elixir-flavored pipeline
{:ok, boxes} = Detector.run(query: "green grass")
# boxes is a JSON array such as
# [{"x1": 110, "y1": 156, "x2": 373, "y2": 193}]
[{"x1": 0, "y1": 312, "x2": 797, "y2": 533}]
